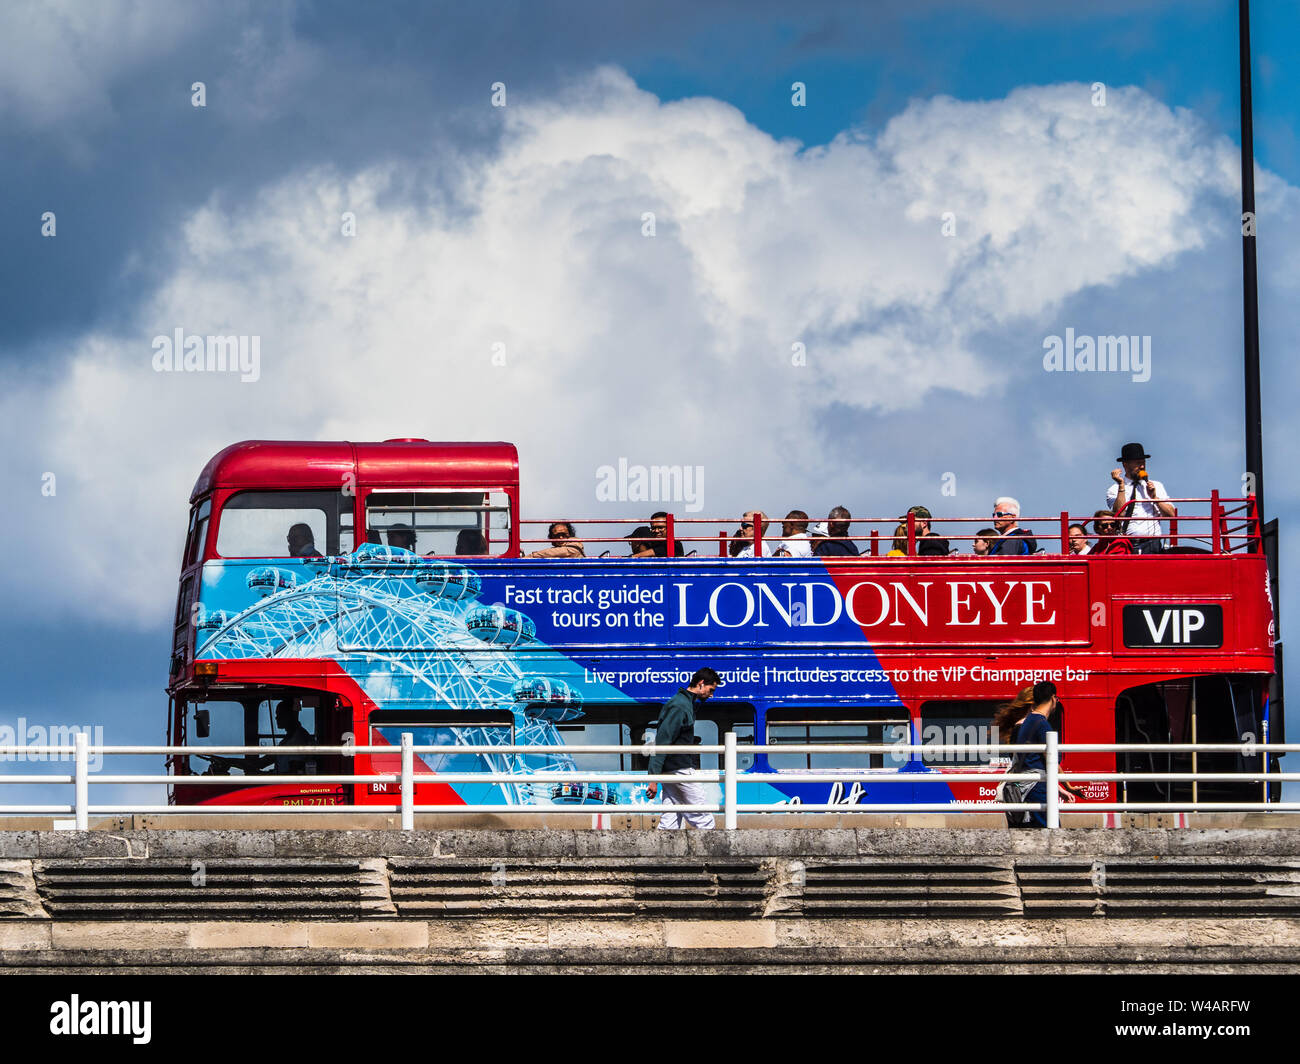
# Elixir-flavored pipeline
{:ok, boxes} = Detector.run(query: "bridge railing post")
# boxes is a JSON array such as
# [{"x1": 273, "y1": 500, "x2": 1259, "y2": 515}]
[
  {"x1": 400, "y1": 731, "x2": 414, "y2": 831},
  {"x1": 1262, "y1": 718, "x2": 1270, "y2": 807},
  {"x1": 1045, "y1": 731, "x2": 1060, "y2": 829},
  {"x1": 74, "y1": 731, "x2": 89, "y2": 831},
  {"x1": 724, "y1": 731, "x2": 738, "y2": 830}
]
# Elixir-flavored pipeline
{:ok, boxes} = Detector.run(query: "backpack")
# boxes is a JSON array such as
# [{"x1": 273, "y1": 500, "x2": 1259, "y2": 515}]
[
  {"x1": 995, "y1": 530, "x2": 1036, "y2": 555},
  {"x1": 996, "y1": 751, "x2": 1034, "y2": 827}
]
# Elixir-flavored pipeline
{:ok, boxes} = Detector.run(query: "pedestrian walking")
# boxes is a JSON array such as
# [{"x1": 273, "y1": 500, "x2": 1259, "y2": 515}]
[{"x1": 646, "y1": 668, "x2": 720, "y2": 829}]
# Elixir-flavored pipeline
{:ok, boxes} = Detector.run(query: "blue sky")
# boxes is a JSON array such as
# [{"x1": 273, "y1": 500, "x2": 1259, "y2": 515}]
[{"x1": 1, "y1": 0, "x2": 1296, "y2": 807}]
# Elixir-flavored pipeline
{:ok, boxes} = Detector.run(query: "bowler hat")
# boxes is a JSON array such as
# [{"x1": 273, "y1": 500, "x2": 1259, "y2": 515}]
[{"x1": 1117, "y1": 442, "x2": 1151, "y2": 461}]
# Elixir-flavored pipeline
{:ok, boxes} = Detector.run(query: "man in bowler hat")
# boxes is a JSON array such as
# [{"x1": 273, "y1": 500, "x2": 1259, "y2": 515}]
[{"x1": 1108, "y1": 442, "x2": 1175, "y2": 553}]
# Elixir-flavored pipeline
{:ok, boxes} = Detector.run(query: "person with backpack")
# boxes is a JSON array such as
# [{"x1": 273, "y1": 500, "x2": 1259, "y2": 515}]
[
  {"x1": 988, "y1": 497, "x2": 1038, "y2": 555},
  {"x1": 646, "y1": 668, "x2": 720, "y2": 829}
]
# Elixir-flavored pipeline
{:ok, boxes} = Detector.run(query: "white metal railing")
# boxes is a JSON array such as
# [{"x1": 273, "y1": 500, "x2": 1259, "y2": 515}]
[{"x1": 1, "y1": 733, "x2": 1297, "y2": 830}]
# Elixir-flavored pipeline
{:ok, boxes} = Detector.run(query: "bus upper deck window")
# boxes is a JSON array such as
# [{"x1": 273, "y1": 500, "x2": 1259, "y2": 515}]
[
  {"x1": 214, "y1": 490, "x2": 354, "y2": 558},
  {"x1": 365, "y1": 490, "x2": 512, "y2": 556}
]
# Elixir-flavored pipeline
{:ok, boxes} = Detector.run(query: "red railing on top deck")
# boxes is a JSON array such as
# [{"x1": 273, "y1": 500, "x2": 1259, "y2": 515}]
[{"x1": 515, "y1": 496, "x2": 1262, "y2": 559}]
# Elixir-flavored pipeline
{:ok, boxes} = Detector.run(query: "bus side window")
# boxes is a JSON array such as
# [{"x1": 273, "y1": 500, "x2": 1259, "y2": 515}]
[
  {"x1": 693, "y1": 713, "x2": 755, "y2": 771},
  {"x1": 548, "y1": 704, "x2": 755, "y2": 771},
  {"x1": 766, "y1": 707, "x2": 909, "y2": 770},
  {"x1": 184, "y1": 498, "x2": 211, "y2": 567},
  {"x1": 918, "y1": 700, "x2": 1002, "y2": 766}
]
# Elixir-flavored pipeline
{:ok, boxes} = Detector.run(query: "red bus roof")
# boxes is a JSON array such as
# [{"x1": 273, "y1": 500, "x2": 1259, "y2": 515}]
[{"x1": 190, "y1": 440, "x2": 519, "y2": 501}]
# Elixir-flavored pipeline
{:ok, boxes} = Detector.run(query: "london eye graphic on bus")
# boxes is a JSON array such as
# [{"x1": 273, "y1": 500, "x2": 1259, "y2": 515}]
[{"x1": 195, "y1": 544, "x2": 634, "y2": 807}]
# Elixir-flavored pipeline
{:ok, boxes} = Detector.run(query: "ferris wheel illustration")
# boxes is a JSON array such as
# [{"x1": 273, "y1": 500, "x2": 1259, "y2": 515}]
[{"x1": 195, "y1": 545, "x2": 606, "y2": 806}]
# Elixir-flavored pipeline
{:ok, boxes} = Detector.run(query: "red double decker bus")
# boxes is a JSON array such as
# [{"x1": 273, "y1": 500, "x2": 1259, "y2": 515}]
[{"x1": 167, "y1": 439, "x2": 1280, "y2": 814}]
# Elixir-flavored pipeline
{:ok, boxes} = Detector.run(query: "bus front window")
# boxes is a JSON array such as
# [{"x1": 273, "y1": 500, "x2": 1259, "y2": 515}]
[
  {"x1": 185, "y1": 696, "x2": 320, "y2": 776},
  {"x1": 215, "y1": 490, "x2": 354, "y2": 558}
]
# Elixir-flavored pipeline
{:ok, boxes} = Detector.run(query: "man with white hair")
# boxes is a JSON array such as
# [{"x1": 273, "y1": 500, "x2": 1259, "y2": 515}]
[{"x1": 988, "y1": 497, "x2": 1038, "y2": 555}]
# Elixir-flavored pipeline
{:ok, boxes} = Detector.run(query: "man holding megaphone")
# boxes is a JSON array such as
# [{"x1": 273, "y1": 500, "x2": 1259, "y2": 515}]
[{"x1": 1108, "y1": 442, "x2": 1175, "y2": 554}]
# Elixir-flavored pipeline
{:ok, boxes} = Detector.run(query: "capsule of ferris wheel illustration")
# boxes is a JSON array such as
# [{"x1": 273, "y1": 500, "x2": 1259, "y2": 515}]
[
  {"x1": 195, "y1": 608, "x2": 232, "y2": 634},
  {"x1": 246, "y1": 567, "x2": 298, "y2": 596},
  {"x1": 511, "y1": 675, "x2": 584, "y2": 722},
  {"x1": 343, "y1": 543, "x2": 422, "y2": 573},
  {"x1": 414, "y1": 559, "x2": 482, "y2": 600},
  {"x1": 464, "y1": 604, "x2": 536, "y2": 648},
  {"x1": 550, "y1": 780, "x2": 618, "y2": 806}
]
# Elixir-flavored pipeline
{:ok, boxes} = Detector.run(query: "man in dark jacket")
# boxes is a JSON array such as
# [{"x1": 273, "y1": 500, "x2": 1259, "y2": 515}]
[
  {"x1": 989, "y1": 496, "x2": 1038, "y2": 555},
  {"x1": 905, "y1": 506, "x2": 950, "y2": 556},
  {"x1": 812, "y1": 506, "x2": 860, "y2": 557},
  {"x1": 646, "y1": 667, "x2": 720, "y2": 829}
]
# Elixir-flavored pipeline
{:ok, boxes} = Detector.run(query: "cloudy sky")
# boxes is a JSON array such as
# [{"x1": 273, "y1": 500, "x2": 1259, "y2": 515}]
[{"x1": 1, "y1": 0, "x2": 1296, "y2": 801}]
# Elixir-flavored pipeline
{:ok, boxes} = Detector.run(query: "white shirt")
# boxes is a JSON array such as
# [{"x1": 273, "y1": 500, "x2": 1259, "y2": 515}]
[
  {"x1": 774, "y1": 533, "x2": 812, "y2": 557},
  {"x1": 1106, "y1": 477, "x2": 1169, "y2": 540},
  {"x1": 734, "y1": 542, "x2": 774, "y2": 558}
]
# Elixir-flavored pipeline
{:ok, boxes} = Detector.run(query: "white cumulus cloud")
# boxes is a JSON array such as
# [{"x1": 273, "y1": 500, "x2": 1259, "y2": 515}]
[{"x1": 5, "y1": 68, "x2": 1287, "y2": 624}]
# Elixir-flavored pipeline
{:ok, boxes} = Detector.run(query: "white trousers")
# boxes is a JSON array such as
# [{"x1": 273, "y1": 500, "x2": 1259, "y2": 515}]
[{"x1": 656, "y1": 768, "x2": 716, "y2": 830}]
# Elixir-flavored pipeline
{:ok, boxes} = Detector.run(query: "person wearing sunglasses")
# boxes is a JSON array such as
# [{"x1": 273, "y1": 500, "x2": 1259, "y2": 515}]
[
  {"x1": 1089, "y1": 509, "x2": 1134, "y2": 555},
  {"x1": 528, "y1": 521, "x2": 586, "y2": 558},
  {"x1": 648, "y1": 511, "x2": 685, "y2": 558},
  {"x1": 733, "y1": 510, "x2": 774, "y2": 558},
  {"x1": 987, "y1": 497, "x2": 1038, "y2": 555}
]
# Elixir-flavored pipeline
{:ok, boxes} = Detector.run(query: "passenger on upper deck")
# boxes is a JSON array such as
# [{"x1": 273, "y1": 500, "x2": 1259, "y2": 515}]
[
  {"x1": 649, "y1": 512, "x2": 685, "y2": 558},
  {"x1": 905, "y1": 506, "x2": 951, "y2": 556},
  {"x1": 1068, "y1": 524, "x2": 1090, "y2": 555},
  {"x1": 1089, "y1": 510, "x2": 1134, "y2": 555},
  {"x1": 734, "y1": 511, "x2": 774, "y2": 558},
  {"x1": 625, "y1": 526, "x2": 657, "y2": 558},
  {"x1": 773, "y1": 510, "x2": 813, "y2": 557},
  {"x1": 971, "y1": 528, "x2": 997, "y2": 556},
  {"x1": 529, "y1": 521, "x2": 585, "y2": 558},
  {"x1": 386, "y1": 523, "x2": 417, "y2": 551},
  {"x1": 988, "y1": 498, "x2": 1038, "y2": 555},
  {"x1": 813, "y1": 506, "x2": 860, "y2": 557},
  {"x1": 1108, "y1": 442, "x2": 1174, "y2": 554},
  {"x1": 286, "y1": 523, "x2": 323, "y2": 558},
  {"x1": 888, "y1": 523, "x2": 907, "y2": 556},
  {"x1": 454, "y1": 529, "x2": 488, "y2": 556}
]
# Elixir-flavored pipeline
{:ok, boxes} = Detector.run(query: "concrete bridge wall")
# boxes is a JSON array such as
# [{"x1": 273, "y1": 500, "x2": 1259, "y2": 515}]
[{"x1": 3, "y1": 829, "x2": 1300, "y2": 972}]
